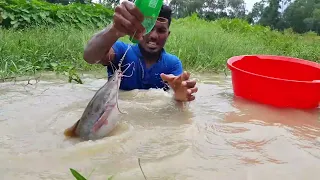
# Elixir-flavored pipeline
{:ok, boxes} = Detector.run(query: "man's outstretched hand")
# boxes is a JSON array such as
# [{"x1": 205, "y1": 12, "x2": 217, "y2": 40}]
[{"x1": 160, "y1": 71, "x2": 198, "y2": 102}]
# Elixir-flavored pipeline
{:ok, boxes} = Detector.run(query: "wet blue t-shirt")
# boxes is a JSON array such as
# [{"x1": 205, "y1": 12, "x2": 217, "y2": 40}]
[{"x1": 106, "y1": 40, "x2": 183, "y2": 91}]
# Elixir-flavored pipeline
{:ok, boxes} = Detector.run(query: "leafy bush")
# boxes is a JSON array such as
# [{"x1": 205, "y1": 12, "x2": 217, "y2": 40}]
[{"x1": 0, "y1": 0, "x2": 114, "y2": 29}]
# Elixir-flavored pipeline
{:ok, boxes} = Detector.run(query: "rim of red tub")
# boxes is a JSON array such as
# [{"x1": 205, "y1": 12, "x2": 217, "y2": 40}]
[{"x1": 227, "y1": 54, "x2": 320, "y2": 84}]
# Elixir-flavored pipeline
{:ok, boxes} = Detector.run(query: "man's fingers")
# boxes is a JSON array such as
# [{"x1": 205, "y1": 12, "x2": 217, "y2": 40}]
[
  {"x1": 160, "y1": 73, "x2": 174, "y2": 81},
  {"x1": 182, "y1": 80, "x2": 196, "y2": 88},
  {"x1": 113, "y1": 2, "x2": 145, "y2": 39},
  {"x1": 181, "y1": 71, "x2": 190, "y2": 81},
  {"x1": 187, "y1": 87, "x2": 198, "y2": 95},
  {"x1": 172, "y1": 75, "x2": 182, "y2": 87},
  {"x1": 113, "y1": 13, "x2": 135, "y2": 34},
  {"x1": 160, "y1": 73, "x2": 175, "y2": 82},
  {"x1": 122, "y1": 3, "x2": 145, "y2": 34},
  {"x1": 187, "y1": 95, "x2": 195, "y2": 101},
  {"x1": 112, "y1": 21, "x2": 126, "y2": 37},
  {"x1": 123, "y1": 1, "x2": 144, "y2": 22}
]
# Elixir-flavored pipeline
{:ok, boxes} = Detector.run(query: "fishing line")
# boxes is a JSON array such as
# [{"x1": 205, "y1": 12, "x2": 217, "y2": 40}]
[
  {"x1": 109, "y1": 61, "x2": 117, "y2": 75},
  {"x1": 118, "y1": 31, "x2": 138, "y2": 67},
  {"x1": 121, "y1": 61, "x2": 136, "y2": 78},
  {"x1": 106, "y1": 30, "x2": 138, "y2": 77},
  {"x1": 110, "y1": 30, "x2": 139, "y2": 115}
]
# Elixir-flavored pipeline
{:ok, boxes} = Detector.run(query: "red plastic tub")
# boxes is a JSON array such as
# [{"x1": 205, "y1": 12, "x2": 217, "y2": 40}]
[{"x1": 227, "y1": 55, "x2": 320, "y2": 109}]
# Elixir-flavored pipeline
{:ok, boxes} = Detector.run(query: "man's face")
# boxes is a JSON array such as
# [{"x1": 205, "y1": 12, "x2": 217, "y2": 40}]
[{"x1": 140, "y1": 17, "x2": 170, "y2": 55}]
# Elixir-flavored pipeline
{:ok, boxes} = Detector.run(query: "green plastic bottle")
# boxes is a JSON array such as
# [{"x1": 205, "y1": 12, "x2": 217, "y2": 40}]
[{"x1": 129, "y1": 0, "x2": 164, "y2": 43}]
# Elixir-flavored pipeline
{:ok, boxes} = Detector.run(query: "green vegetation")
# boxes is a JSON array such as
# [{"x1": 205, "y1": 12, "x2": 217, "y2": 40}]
[
  {"x1": 68, "y1": 158, "x2": 146, "y2": 179},
  {"x1": 1, "y1": 13, "x2": 319, "y2": 81},
  {"x1": 169, "y1": 0, "x2": 320, "y2": 35},
  {"x1": 248, "y1": 0, "x2": 320, "y2": 34},
  {"x1": 0, "y1": 0, "x2": 113, "y2": 82},
  {"x1": 0, "y1": 0, "x2": 319, "y2": 83},
  {"x1": 0, "y1": 0, "x2": 113, "y2": 29},
  {"x1": 167, "y1": 15, "x2": 319, "y2": 73},
  {"x1": 70, "y1": 168, "x2": 114, "y2": 180}
]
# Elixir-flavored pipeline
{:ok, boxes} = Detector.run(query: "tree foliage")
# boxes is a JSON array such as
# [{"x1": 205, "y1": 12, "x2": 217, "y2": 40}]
[
  {"x1": 283, "y1": 0, "x2": 320, "y2": 33},
  {"x1": 250, "y1": 0, "x2": 320, "y2": 34},
  {"x1": 168, "y1": 0, "x2": 319, "y2": 34},
  {"x1": 169, "y1": 0, "x2": 247, "y2": 20}
]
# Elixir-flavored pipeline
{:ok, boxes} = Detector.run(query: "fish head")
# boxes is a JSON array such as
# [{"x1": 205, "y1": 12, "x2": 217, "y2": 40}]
[
  {"x1": 108, "y1": 69, "x2": 122, "y2": 89},
  {"x1": 105, "y1": 70, "x2": 122, "y2": 101}
]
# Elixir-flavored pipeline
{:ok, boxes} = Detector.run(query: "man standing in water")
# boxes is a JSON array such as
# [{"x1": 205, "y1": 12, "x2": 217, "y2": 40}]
[{"x1": 83, "y1": 1, "x2": 198, "y2": 102}]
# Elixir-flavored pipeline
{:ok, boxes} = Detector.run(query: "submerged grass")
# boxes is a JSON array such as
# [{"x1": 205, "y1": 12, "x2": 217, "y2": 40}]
[
  {"x1": 1, "y1": 15, "x2": 319, "y2": 81},
  {"x1": 69, "y1": 158, "x2": 147, "y2": 179}
]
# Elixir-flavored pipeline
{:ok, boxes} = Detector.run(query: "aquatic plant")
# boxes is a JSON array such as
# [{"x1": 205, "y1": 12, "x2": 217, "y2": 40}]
[
  {"x1": 69, "y1": 158, "x2": 147, "y2": 180},
  {"x1": 70, "y1": 168, "x2": 114, "y2": 180}
]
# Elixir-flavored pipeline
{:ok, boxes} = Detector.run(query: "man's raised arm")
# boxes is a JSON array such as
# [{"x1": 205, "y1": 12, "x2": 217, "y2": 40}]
[
  {"x1": 83, "y1": 1, "x2": 145, "y2": 65},
  {"x1": 83, "y1": 25, "x2": 121, "y2": 65}
]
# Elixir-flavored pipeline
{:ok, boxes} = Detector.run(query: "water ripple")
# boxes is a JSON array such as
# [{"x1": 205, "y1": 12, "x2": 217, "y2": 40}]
[{"x1": 1, "y1": 75, "x2": 320, "y2": 179}]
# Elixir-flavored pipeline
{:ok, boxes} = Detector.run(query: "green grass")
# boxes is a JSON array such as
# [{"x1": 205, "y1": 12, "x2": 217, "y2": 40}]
[
  {"x1": 1, "y1": 14, "x2": 319, "y2": 82},
  {"x1": 167, "y1": 15, "x2": 320, "y2": 73},
  {"x1": 0, "y1": 24, "x2": 101, "y2": 82}
]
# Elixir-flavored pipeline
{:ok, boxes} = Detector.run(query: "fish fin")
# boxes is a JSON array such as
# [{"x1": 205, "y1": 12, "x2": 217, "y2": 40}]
[
  {"x1": 92, "y1": 115, "x2": 108, "y2": 133},
  {"x1": 64, "y1": 120, "x2": 80, "y2": 137},
  {"x1": 92, "y1": 104, "x2": 115, "y2": 132}
]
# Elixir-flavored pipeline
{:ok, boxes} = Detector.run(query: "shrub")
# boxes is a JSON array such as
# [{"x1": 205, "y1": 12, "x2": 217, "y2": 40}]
[{"x1": 0, "y1": 0, "x2": 114, "y2": 29}]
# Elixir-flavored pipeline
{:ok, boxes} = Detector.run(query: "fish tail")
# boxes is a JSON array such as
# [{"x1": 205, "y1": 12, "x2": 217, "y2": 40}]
[{"x1": 64, "y1": 119, "x2": 80, "y2": 137}]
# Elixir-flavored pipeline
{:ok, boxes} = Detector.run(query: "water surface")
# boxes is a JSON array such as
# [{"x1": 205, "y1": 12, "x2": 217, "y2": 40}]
[{"x1": 0, "y1": 73, "x2": 319, "y2": 180}]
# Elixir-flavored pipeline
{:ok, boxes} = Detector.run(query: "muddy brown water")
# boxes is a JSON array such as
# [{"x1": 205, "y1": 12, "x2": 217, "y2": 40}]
[{"x1": 0, "y1": 73, "x2": 319, "y2": 180}]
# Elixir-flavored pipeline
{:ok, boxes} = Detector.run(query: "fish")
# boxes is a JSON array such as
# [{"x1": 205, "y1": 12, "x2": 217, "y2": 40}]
[{"x1": 64, "y1": 45, "x2": 134, "y2": 141}]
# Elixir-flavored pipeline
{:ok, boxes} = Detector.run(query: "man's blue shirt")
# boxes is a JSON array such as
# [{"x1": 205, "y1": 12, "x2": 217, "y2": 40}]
[{"x1": 106, "y1": 40, "x2": 183, "y2": 90}]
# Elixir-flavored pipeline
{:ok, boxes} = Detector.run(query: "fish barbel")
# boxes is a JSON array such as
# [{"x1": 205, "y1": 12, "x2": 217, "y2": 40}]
[{"x1": 64, "y1": 45, "x2": 134, "y2": 140}]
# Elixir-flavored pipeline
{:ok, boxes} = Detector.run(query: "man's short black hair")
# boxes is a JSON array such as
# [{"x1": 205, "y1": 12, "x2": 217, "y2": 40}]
[{"x1": 158, "y1": 4, "x2": 172, "y2": 26}]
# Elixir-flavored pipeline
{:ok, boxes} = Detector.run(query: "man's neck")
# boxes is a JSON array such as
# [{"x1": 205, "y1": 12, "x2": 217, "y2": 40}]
[{"x1": 138, "y1": 44, "x2": 162, "y2": 68}]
